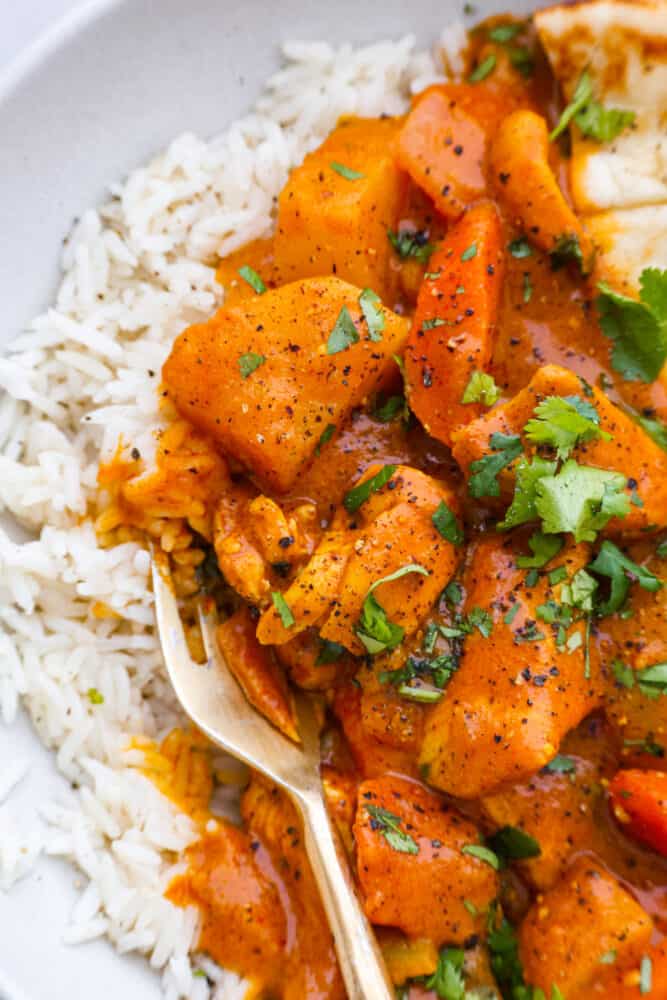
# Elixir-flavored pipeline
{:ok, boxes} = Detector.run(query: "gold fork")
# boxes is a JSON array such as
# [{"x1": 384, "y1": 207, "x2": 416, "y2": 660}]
[{"x1": 151, "y1": 555, "x2": 394, "y2": 999}]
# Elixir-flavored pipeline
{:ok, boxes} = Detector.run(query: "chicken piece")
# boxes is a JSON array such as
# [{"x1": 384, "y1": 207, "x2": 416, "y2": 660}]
[
  {"x1": 419, "y1": 533, "x2": 602, "y2": 798},
  {"x1": 273, "y1": 117, "x2": 405, "y2": 301},
  {"x1": 354, "y1": 775, "x2": 498, "y2": 944},
  {"x1": 518, "y1": 858, "x2": 653, "y2": 997},
  {"x1": 451, "y1": 363, "x2": 667, "y2": 534},
  {"x1": 216, "y1": 606, "x2": 298, "y2": 741},
  {"x1": 333, "y1": 684, "x2": 418, "y2": 780},
  {"x1": 404, "y1": 202, "x2": 505, "y2": 448},
  {"x1": 163, "y1": 276, "x2": 409, "y2": 493},
  {"x1": 490, "y1": 109, "x2": 593, "y2": 265}
]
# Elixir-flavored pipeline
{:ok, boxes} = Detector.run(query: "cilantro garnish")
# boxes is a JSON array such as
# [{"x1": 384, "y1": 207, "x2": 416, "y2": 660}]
[
  {"x1": 624, "y1": 737, "x2": 665, "y2": 758},
  {"x1": 359, "y1": 288, "x2": 385, "y2": 341},
  {"x1": 461, "y1": 242, "x2": 478, "y2": 262},
  {"x1": 316, "y1": 639, "x2": 345, "y2": 665},
  {"x1": 499, "y1": 457, "x2": 557, "y2": 530},
  {"x1": 523, "y1": 272, "x2": 533, "y2": 303},
  {"x1": 365, "y1": 803, "x2": 418, "y2": 855},
  {"x1": 515, "y1": 530, "x2": 563, "y2": 568},
  {"x1": 524, "y1": 395, "x2": 610, "y2": 460},
  {"x1": 461, "y1": 370, "x2": 501, "y2": 406},
  {"x1": 588, "y1": 540, "x2": 662, "y2": 615},
  {"x1": 550, "y1": 70, "x2": 635, "y2": 143},
  {"x1": 550, "y1": 233, "x2": 586, "y2": 273},
  {"x1": 488, "y1": 22, "x2": 522, "y2": 42},
  {"x1": 560, "y1": 568, "x2": 598, "y2": 612},
  {"x1": 372, "y1": 393, "x2": 407, "y2": 423},
  {"x1": 315, "y1": 423, "x2": 336, "y2": 455},
  {"x1": 355, "y1": 564, "x2": 429, "y2": 655},
  {"x1": 599, "y1": 950, "x2": 617, "y2": 965},
  {"x1": 461, "y1": 843, "x2": 500, "y2": 869},
  {"x1": 327, "y1": 305, "x2": 360, "y2": 354},
  {"x1": 330, "y1": 160, "x2": 364, "y2": 180},
  {"x1": 613, "y1": 660, "x2": 667, "y2": 699},
  {"x1": 487, "y1": 825, "x2": 541, "y2": 863},
  {"x1": 271, "y1": 591, "x2": 295, "y2": 628},
  {"x1": 432, "y1": 500, "x2": 464, "y2": 546},
  {"x1": 343, "y1": 464, "x2": 396, "y2": 513},
  {"x1": 469, "y1": 433, "x2": 523, "y2": 498},
  {"x1": 237, "y1": 265, "x2": 266, "y2": 294},
  {"x1": 640, "y1": 955, "x2": 652, "y2": 996},
  {"x1": 636, "y1": 412, "x2": 667, "y2": 452},
  {"x1": 238, "y1": 352, "x2": 266, "y2": 378},
  {"x1": 468, "y1": 53, "x2": 497, "y2": 83},
  {"x1": 543, "y1": 754, "x2": 576, "y2": 775},
  {"x1": 597, "y1": 269, "x2": 667, "y2": 383},
  {"x1": 425, "y1": 947, "x2": 467, "y2": 999},
  {"x1": 388, "y1": 228, "x2": 435, "y2": 264},
  {"x1": 534, "y1": 461, "x2": 630, "y2": 542},
  {"x1": 508, "y1": 237, "x2": 532, "y2": 259}
]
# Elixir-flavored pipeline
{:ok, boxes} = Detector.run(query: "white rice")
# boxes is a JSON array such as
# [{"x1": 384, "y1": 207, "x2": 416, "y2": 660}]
[{"x1": 0, "y1": 27, "x2": 459, "y2": 997}]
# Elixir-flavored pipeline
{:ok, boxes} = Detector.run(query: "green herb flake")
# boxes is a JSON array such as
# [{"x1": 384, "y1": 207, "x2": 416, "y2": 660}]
[
  {"x1": 443, "y1": 581, "x2": 464, "y2": 607},
  {"x1": 315, "y1": 423, "x2": 336, "y2": 455},
  {"x1": 499, "y1": 458, "x2": 558, "y2": 531},
  {"x1": 426, "y1": 947, "x2": 466, "y2": 999},
  {"x1": 523, "y1": 272, "x2": 533, "y2": 303},
  {"x1": 326, "y1": 305, "x2": 360, "y2": 354},
  {"x1": 237, "y1": 265, "x2": 266, "y2": 294},
  {"x1": 372, "y1": 394, "x2": 407, "y2": 423},
  {"x1": 624, "y1": 737, "x2": 665, "y2": 758},
  {"x1": 271, "y1": 592, "x2": 295, "y2": 629},
  {"x1": 543, "y1": 754, "x2": 576, "y2": 775},
  {"x1": 597, "y1": 269, "x2": 667, "y2": 383},
  {"x1": 423, "y1": 317, "x2": 448, "y2": 331},
  {"x1": 516, "y1": 530, "x2": 564, "y2": 569},
  {"x1": 396, "y1": 683, "x2": 443, "y2": 704},
  {"x1": 330, "y1": 160, "x2": 364, "y2": 180},
  {"x1": 504, "y1": 602, "x2": 521, "y2": 625},
  {"x1": 508, "y1": 45, "x2": 534, "y2": 77},
  {"x1": 637, "y1": 412, "x2": 667, "y2": 452},
  {"x1": 432, "y1": 500, "x2": 464, "y2": 546},
  {"x1": 388, "y1": 228, "x2": 435, "y2": 264},
  {"x1": 359, "y1": 288, "x2": 385, "y2": 341},
  {"x1": 316, "y1": 639, "x2": 345, "y2": 666},
  {"x1": 534, "y1": 461, "x2": 630, "y2": 543},
  {"x1": 87, "y1": 688, "x2": 104, "y2": 705},
  {"x1": 238, "y1": 352, "x2": 266, "y2": 379},
  {"x1": 550, "y1": 233, "x2": 585, "y2": 273},
  {"x1": 356, "y1": 564, "x2": 429, "y2": 655},
  {"x1": 599, "y1": 950, "x2": 617, "y2": 965},
  {"x1": 462, "y1": 843, "x2": 500, "y2": 870},
  {"x1": 548, "y1": 566, "x2": 568, "y2": 585},
  {"x1": 487, "y1": 825, "x2": 541, "y2": 863},
  {"x1": 461, "y1": 370, "x2": 501, "y2": 406},
  {"x1": 550, "y1": 70, "x2": 591, "y2": 140},
  {"x1": 365, "y1": 803, "x2": 419, "y2": 855},
  {"x1": 463, "y1": 899, "x2": 478, "y2": 917},
  {"x1": 469, "y1": 432, "x2": 523, "y2": 499},
  {"x1": 469, "y1": 53, "x2": 497, "y2": 83},
  {"x1": 343, "y1": 463, "x2": 397, "y2": 513},
  {"x1": 461, "y1": 242, "x2": 478, "y2": 262},
  {"x1": 509, "y1": 236, "x2": 532, "y2": 259},
  {"x1": 524, "y1": 394, "x2": 609, "y2": 461},
  {"x1": 588, "y1": 539, "x2": 662, "y2": 615},
  {"x1": 640, "y1": 955, "x2": 652, "y2": 995},
  {"x1": 488, "y1": 21, "x2": 523, "y2": 42}
]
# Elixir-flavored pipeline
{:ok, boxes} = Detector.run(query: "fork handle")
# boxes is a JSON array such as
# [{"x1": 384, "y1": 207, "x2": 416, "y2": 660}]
[{"x1": 295, "y1": 790, "x2": 395, "y2": 1000}]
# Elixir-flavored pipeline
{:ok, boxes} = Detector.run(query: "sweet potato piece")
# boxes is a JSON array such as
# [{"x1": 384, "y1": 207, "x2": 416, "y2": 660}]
[
  {"x1": 333, "y1": 684, "x2": 418, "y2": 779},
  {"x1": 163, "y1": 277, "x2": 409, "y2": 493},
  {"x1": 354, "y1": 775, "x2": 498, "y2": 944},
  {"x1": 273, "y1": 117, "x2": 404, "y2": 301},
  {"x1": 452, "y1": 363, "x2": 667, "y2": 534},
  {"x1": 518, "y1": 858, "x2": 653, "y2": 997},
  {"x1": 419, "y1": 534, "x2": 602, "y2": 798},
  {"x1": 609, "y1": 769, "x2": 667, "y2": 857},
  {"x1": 584, "y1": 943, "x2": 667, "y2": 1000},
  {"x1": 404, "y1": 202, "x2": 505, "y2": 447},
  {"x1": 216, "y1": 606, "x2": 298, "y2": 742},
  {"x1": 490, "y1": 109, "x2": 593, "y2": 263}
]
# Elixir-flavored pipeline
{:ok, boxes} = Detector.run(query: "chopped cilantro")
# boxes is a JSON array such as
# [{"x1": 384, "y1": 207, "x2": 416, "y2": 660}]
[
  {"x1": 359, "y1": 288, "x2": 385, "y2": 341},
  {"x1": 523, "y1": 272, "x2": 533, "y2": 303},
  {"x1": 426, "y1": 947, "x2": 466, "y2": 999},
  {"x1": 271, "y1": 592, "x2": 295, "y2": 628},
  {"x1": 550, "y1": 233, "x2": 585, "y2": 273},
  {"x1": 524, "y1": 395, "x2": 609, "y2": 460},
  {"x1": 444, "y1": 581, "x2": 463, "y2": 607},
  {"x1": 543, "y1": 754, "x2": 576, "y2": 775},
  {"x1": 373, "y1": 393, "x2": 407, "y2": 423},
  {"x1": 468, "y1": 53, "x2": 496, "y2": 83},
  {"x1": 616, "y1": 661, "x2": 667, "y2": 700},
  {"x1": 499, "y1": 458, "x2": 558, "y2": 531},
  {"x1": 624, "y1": 737, "x2": 665, "y2": 758},
  {"x1": 316, "y1": 639, "x2": 345, "y2": 665},
  {"x1": 327, "y1": 305, "x2": 360, "y2": 354},
  {"x1": 636, "y1": 412, "x2": 667, "y2": 452},
  {"x1": 238, "y1": 352, "x2": 266, "y2": 378},
  {"x1": 597, "y1": 269, "x2": 667, "y2": 383},
  {"x1": 432, "y1": 501, "x2": 464, "y2": 546},
  {"x1": 550, "y1": 70, "x2": 635, "y2": 144},
  {"x1": 550, "y1": 71, "x2": 594, "y2": 140},
  {"x1": 461, "y1": 370, "x2": 501, "y2": 406},
  {"x1": 355, "y1": 564, "x2": 429, "y2": 655},
  {"x1": 461, "y1": 843, "x2": 500, "y2": 869},
  {"x1": 469, "y1": 433, "x2": 523, "y2": 498},
  {"x1": 315, "y1": 423, "x2": 336, "y2": 455},
  {"x1": 343, "y1": 464, "x2": 397, "y2": 513},
  {"x1": 560, "y1": 567, "x2": 598, "y2": 612},
  {"x1": 330, "y1": 160, "x2": 364, "y2": 180},
  {"x1": 504, "y1": 602, "x2": 520, "y2": 625},
  {"x1": 87, "y1": 688, "x2": 104, "y2": 705},
  {"x1": 599, "y1": 950, "x2": 617, "y2": 965},
  {"x1": 461, "y1": 242, "x2": 478, "y2": 262},
  {"x1": 588, "y1": 540, "x2": 662, "y2": 615},
  {"x1": 488, "y1": 22, "x2": 523, "y2": 42},
  {"x1": 612, "y1": 658, "x2": 635, "y2": 688},
  {"x1": 423, "y1": 317, "x2": 448, "y2": 331},
  {"x1": 508, "y1": 236, "x2": 532, "y2": 259},
  {"x1": 365, "y1": 803, "x2": 419, "y2": 855},
  {"x1": 487, "y1": 825, "x2": 541, "y2": 863},
  {"x1": 640, "y1": 955, "x2": 652, "y2": 996},
  {"x1": 508, "y1": 46, "x2": 534, "y2": 78},
  {"x1": 516, "y1": 530, "x2": 564, "y2": 569},
  {"x1": 534, "y1": 461, "x2": 630, "y2": 542},
  {"x1": 237, "y1": 265, "x2": 266, "y2": 294},
  {"x1": 388, "y1": 228, "x2": 435, "y2": 264},
  {"x1": 548, "y1": 566, "x2": 568, "y2": 585}
]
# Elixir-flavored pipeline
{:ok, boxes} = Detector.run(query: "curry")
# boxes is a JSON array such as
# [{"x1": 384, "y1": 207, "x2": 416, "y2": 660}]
[{"x1": 100, "y1": 7, "x2": 667, "y2": 998}]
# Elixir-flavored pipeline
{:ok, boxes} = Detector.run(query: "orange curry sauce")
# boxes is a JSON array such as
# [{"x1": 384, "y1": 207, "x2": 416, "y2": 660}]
[{"x1": 108, "y1": 12, "x2": 667, "y2": 1000}]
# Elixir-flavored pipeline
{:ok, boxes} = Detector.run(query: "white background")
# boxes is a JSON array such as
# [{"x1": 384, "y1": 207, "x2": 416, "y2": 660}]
[{"x1": 0, "y1": 1, "x2": 81, "y2": 73}]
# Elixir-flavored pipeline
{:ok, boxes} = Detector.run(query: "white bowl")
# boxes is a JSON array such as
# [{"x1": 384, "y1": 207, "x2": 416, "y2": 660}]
[{"x1": 0, "y1": 0, "x2": 530, "y2": 996}]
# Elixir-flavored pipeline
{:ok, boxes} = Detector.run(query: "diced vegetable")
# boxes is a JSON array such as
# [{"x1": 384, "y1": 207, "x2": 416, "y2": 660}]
[
  {"x1": 609, "y1": 769, "x2": 667, "y2": 856},
  {"x1": 404, "y1": 201, "x2": 505, "y2": 447}
]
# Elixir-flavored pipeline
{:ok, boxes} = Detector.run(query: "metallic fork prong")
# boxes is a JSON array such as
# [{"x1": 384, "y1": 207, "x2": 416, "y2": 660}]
[{"x1": 151, "y1": 551, "x2": 394, "y2": 1000}]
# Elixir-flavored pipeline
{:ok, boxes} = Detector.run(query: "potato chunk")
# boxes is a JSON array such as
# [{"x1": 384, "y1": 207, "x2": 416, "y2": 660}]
[
  {"x1": 354, "y1": 775, "x2": 498, "y2": 944},
  {"x1": 163, "y1": 277, "x2": 408, "y2": 492},
  {"x1": 273, "y1": 118, "x2": 404, "y2": 301},
  {"x1": 518, "y1": 858, "x2": 653, "y2": 997},
  {"x1": 419, "y1": 533, "x2": 602, "y2": 798}
]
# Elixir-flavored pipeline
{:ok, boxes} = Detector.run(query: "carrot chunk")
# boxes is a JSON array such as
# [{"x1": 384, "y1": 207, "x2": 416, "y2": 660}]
[{"x1": 609, "y1": 769, "x2": 667, "y2": 857}]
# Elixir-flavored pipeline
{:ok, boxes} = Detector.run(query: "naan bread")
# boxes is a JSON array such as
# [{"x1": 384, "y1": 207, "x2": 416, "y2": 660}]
[{"x1": 535, "y1": 0, "x2": 667, "y2": 294}]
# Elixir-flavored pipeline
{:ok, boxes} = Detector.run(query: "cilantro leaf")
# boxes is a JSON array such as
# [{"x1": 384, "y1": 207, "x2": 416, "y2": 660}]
[
  {"x1": 588, "y1": 539, "x2": 663, "y2": 615},
  {"x1": 372, "y1": 393, "x2": 407, "y2": 423},
  {"x1": 508, "y1": 236, "x2": 532, "y2": 259},
  {"x1": 637, "y1": 662, "x2": 667, "y2": 699},
  {"x1": 515, "y1": 530, "x2": 564, "y2": 568},
  {"x1": 343, "y1": 464, "x2": 396, "y2": 512},
  {"x1": 359, "y1": 288, "x2": 385, "y2": 341},
  {"x1": 524, "y1": 395, "x2": 609, "y2": 460},
  {"x1": 597, "y1": 270, "x2": 667, "y2": 382},
  {"x1": 426, "y1": 947, "x2": 466, "y2": 1000},
  {"x1": 550, "y1": 70, "x2": 635, "y2": 144},
  {"x1": 355, "y1": 564, "x2": 429, "y2": 655},
  {"x1": 550, "y1": 233, "x2": 586, "y2": 273},
  {"x1": 612, "y1": 658, "x2": 635, "y2": 689},
  {"x1": 238, "y1": 352, "x2": 266, "y2": 378},
  {"x1": 315, "y1": 423, "x2": 336, "y2": 455},
  {"x1": 461, "y1": 843, "x2": 500, "y2": 869},
  {"x1": 499, "y1": 457, "x2": 558, "y2": 530},
  {"x1": 469, "y1": 433, "x2": 523, "y2": 498},
  {"x1": 432, "y1": 501, "x2": 464, "y2": 546},
  {"x1": 543, "y1": 754, "x2": 576, "y2": 774},
  {"x1": 330, "y1": 160, "x2": 364, "y2": 180},
  {"x1": 237, "y1": 265, "x2": 266, "y2": 294},
  {"x1": 365, "y1": 804, "x2": 419, "y2": 855},
  {"x1": 469, "y1": 53, "x2": 497, "y2": 83},
  {"x1": 327, "y1": 305, "x2": 360, "y2": 354},
  {"x1": 560, "y1": 568, "x2": 598, "y2": 612},
  {"x1": 461, "y1": 370, "x2": 501, "y2": 406},
  {"x1": 636, "y1": 412, "x2": 667, "y2": 452},
  {"x1": 550, "y1": 71, "x2": 594, "y2": 140},
  {"x1": 461, "y1": 242, "x2": 478, "y2": 262},
  {"x1": 388, "y1": 228, "x2": 435, "y2": 264},
  {"x1": 487, "y1": 825, "x2": 541, "y2": 863},
  {"x1": 271, "y1": 591, "x2": 295, "y2": 628},
  {"x1": 316, "y1": 639, "x2": 345, "y2": 665},
  {"x1": 534, "y1": 461, "x2": 630, "y2": 542},
  {"x1": 488, "y1": 22, "x2": 523, "y2": 42}
]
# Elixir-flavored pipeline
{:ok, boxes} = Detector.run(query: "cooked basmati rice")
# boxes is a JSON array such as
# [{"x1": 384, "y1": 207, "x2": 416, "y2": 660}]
[{"x1": 0, "y1": 27, "x2": 458, "y2": 997}]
